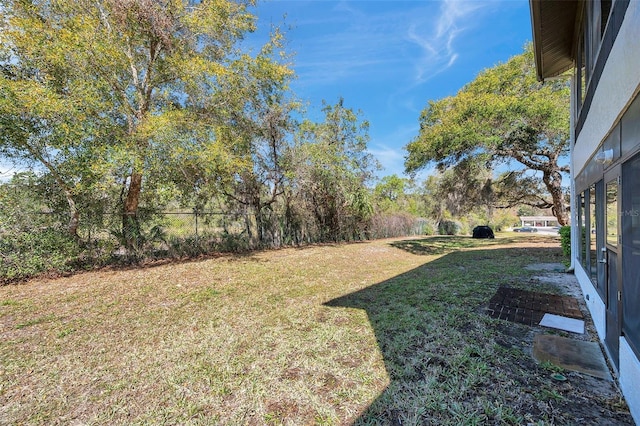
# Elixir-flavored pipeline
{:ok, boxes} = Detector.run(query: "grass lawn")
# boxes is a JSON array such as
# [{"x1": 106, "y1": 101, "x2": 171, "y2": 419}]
[{"x1": 0, "y1": 234, "x2": 631, "y2": 425}]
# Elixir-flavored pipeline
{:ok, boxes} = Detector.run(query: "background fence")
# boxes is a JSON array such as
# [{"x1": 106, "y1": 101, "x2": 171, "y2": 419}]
[{"x1": 0, "y1": 208, "x2": 433, "y2": 283}]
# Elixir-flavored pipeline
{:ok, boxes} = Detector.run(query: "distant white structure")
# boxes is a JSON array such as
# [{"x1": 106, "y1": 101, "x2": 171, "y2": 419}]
[{"x1": 519, "y1": 216, "x2": 562, "y2": 227}]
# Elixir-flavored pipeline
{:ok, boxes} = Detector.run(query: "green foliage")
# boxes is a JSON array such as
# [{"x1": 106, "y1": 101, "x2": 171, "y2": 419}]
[
  {"x1": 492, "y1": 209, "x2": 520, "y2": 232},
  {"x1": 216, "y1": 233, "x2": 251, "y2": 253},
  {"x1": 438, "y1": 220, "x2": 462, "y2": 236},
  {"x1": 374, "y1": 175, "x2": 409, "y2": 213},
  {"x1": 540, "y1": 360, "x2": 564, "y2": 373},
  {"x1": 1, "y1": 0, "x2": 294, "y2": 247},
  {"x1": 559, "y1": 226, "x2": 571, "y2": 257},
  {"x1": 421, "y1": 219, "x2": 438, "y2": 236},
  {"x1": 1, "y1": 3, "x2": 449, "y2": 280},
  {"x1": 0, "y1": 229, "x2": 81, "y2": 282},
  {"x1": 166, "y1": 234, "x2": 250, "y2": 258},
  {"x1": 435, "y1": 158, "x2": 495, "y2": 219},
  {"x1": 110, "y1": 222, "x2": 166, "y2": 258},
  {"x1": 289, "y1": 98, "x2": 380, "y2": 242}
]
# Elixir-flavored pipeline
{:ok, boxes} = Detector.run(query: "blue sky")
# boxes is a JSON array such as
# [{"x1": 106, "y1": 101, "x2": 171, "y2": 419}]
[{"x1": 250, "y1": 0, "x2": 534, "y2": 179}]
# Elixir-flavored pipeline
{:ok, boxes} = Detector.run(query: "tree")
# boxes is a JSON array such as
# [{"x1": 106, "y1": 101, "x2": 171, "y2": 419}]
[
  {"x1": 222, "y1": 97, "x2": 298, "y2": 248},
  {"x1": 373, "y1": 174, "x2": 424, "y2": 215},
  {"x1": 1, "y1": 0, "x2": 292, "y2": 247},
  {"x1": 373, "y1": 175, "x2": 407, "y2": 210},
  {"x1": 290, "y1": 98, "x2": 379, "y2": 242},
  {"x1": 405, "y1": 45, "x2": 570, "y2": 225}
]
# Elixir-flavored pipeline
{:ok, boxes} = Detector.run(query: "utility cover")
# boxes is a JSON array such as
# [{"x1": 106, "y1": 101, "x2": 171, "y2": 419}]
[{"x1": 539, "y1": 313, "x2": 585, "y2": 334}]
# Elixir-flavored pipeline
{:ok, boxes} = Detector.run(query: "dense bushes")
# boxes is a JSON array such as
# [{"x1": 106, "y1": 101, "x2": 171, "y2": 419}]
[
  {"x1": 0, "y1": 171, "x2": 548, "y2": 283},
  {"x1": 368, "y1": 213, "x2": 430, "y2": 239},
  {"x1": 438, "y1": 220, "x2": 462, "y2": 235},
  {"x1": 0, "y1": 210, "x2": 433, "y2": 283},
  {"x1": 0, "y1": 229, "x2": 82, "y2": 282}
]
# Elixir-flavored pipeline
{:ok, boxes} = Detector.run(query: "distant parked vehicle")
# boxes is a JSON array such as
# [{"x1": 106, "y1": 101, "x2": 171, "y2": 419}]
[
  {"x1": 472, "y1": 225, "x2": 495, "y2": 239},
  {"x1": 513, "y1": 227, "x2": 538, "y2": 233}
]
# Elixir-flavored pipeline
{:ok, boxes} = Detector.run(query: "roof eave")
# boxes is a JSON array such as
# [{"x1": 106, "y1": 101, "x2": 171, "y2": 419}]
[
  {"x1": 530, "y1": 0, "x2": 545, "y2": 81},
  {"x1": 529, "y1": 0, "x2": 580, "y2": 82}
]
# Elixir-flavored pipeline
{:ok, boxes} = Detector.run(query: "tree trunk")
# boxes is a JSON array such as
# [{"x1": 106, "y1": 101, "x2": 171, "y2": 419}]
[
  {"x1": 65, "y1": 190, "x2": 80, "y2": 239},
  {"x1": 543, "y1": 170, "x2": 569, "y2": 226},
  {"x1": 253, "y1": 202, "x2": 263, "y2": 248},
  {"x1": 122, "y1": 171, "x2": 143, "y2": 249}
]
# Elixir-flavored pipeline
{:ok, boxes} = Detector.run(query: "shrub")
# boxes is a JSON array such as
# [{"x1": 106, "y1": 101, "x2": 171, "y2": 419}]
[
  {"x1": 559, "y1": 226, "x2": 571, "y2": 257},
  {"x1": 217, "y1": 233, "x2": 250, "y2": 253},
  {"x1": 0, "y1": 229, "x2": 81, "y2": 283},
  {"x1": 166, "y1": 236, "x2": 210, "y2": 258},
  {"x1": 438, "y1": 220, "x2": 462, "y2": 235},
  {"x1": 368, "y1": 213, "x2": 422, "y2": 239},
  {"x1": 419, "y1": 218, "x2": 438, "y2": 236}
]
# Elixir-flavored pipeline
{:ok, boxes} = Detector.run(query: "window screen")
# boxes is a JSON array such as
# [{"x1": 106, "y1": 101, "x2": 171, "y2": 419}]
[
  {"x1": 606, "y1": 179, "x2": 618, "y2": 247},
  {"x1": 590, "y1": 185, "x2": 598, "y2": 283},
  {"x1": 578, "y1": 191, "x2": 586, "y2": 268},
  {"x1": 622, "y1": 153, "x2": 640, "y2": 358}
]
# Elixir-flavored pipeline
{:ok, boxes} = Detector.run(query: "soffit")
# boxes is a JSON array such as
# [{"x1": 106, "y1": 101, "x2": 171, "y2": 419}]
[{"x1": 530, "y1": 0, "x2": 581, "y2": 81}]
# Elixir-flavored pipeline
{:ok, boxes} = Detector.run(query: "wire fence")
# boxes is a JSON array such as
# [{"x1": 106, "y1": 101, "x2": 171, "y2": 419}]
[
  {"x1": 1, "y1": 207, "x2": 433, "y2": 282},
  {"x1": 152, "y1": 210, "x2": 241, "y2": 239},
  {"x1": 6, "y1": 208, "x2": 433, "y2": 244},
  {"x1": 82, "y1": 210, "x2": 249, "y2": 250},
  {"x1": 2, "y1": 208, "x2": 248, "y2": 248}
]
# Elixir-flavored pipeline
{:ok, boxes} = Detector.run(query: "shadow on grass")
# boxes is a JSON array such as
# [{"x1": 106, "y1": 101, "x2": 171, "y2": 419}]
[
  {"x1": 389, "y1": 235, "x2": 526, "y2": 256},
  {"x1": 324, "y1": 242, "x2": 609, "y2": 425}
]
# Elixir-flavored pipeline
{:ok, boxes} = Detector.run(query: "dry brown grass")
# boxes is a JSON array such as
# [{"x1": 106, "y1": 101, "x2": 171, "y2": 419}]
[{"x1": 0, "y1": 234, "x2": 632, "y2": 425}]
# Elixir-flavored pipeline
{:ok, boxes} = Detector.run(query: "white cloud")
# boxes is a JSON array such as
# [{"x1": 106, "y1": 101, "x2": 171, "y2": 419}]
[
  {"x1": 368, "y1": 123, "x2": 422, "y2": 178},
  {"x1": 279, "y1": 1, "x2": 485, "y2": 91},
  {"x1": 286, "y1": 3, "x2": 414, "y2": 88},
  {"x1": 407, "y1": 0, "x2": 485, "y2": 83}
]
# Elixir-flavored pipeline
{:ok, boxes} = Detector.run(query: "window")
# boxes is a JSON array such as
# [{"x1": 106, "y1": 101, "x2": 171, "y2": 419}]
[
  {"x1": 575, "y1": 0, "x2": 630, "y2": 139},
  {"x1": 594, "y1": 180, "x2": 606, "y2": 299},
  {"x1": 601, "y1": 0, "x2": 612, "y2": 37},
  {"x1": 578, "y1": 191, "x2": 586, "y2": 268},
  {"x1": 576, "y1": 36, "x2": 586, "y2": 116},
  {"x1": 622, "y1": 153, "x2": 640, "y2": 358},
  {"x1": 586, "y1": 0, "x2": 612, "y2": 78},
  {"x1": 588, "y1": 0, "x2": 601, "y2": 76},
  {"x1": 606, "y1": 179, "x2": 618, "y2": 247},
  {"x1": 589, "y1": 185, "x2": 598, "y2": 283},
  {"x1": 583, "y1": 18, "x2": 592, "y2": 93}
]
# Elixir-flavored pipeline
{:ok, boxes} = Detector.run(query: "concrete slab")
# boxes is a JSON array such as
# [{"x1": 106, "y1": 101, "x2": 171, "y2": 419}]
[
  {"x1": 533, "y1": 334, "x2": 612, "y2": 381},
  {"x1": 524, "y1": 263, "x2": 566, "y2": 272},
  {"x1": 540, "y1": 313, "x2": 585, "y2": 334},
  {"x1": 532, "y1": 273, "x2": 586, "y2": 300}
]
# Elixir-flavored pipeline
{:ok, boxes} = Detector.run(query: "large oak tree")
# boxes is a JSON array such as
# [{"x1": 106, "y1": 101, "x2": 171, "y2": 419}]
[{"x1": 405, "y1": 46, "x2": 571, "y2": 225}]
